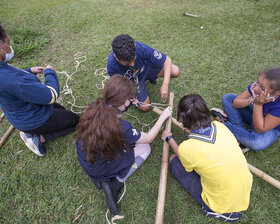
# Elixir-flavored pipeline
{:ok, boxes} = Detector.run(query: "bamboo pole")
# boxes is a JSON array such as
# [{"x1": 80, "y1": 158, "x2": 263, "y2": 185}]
[
  {"x1": 0, "y1": 113, "x2": 5, "y2": 122},
  {"x1": 0, "y1": 125, "x2": 15, "y2": 148},
  {"x1": 155, "y1": 92, "x2": 174, "y2": 224},
  {"x1": 248, "y1": 164, "x2": 280, "y2": 190},
  {"x1": 152, "y1": 107, "x2": 280, "y2": 190}
]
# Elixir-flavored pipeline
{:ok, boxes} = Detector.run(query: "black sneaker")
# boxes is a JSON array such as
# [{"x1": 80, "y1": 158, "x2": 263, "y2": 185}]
[
  {"x1": 102, "y1": 178, "x2": 124, "y2": 215},
  {"x1": 149, "y1": 78, "x2": 157, "y2": 85},
  {"x1": 210, "y1": 108, "x2": 229, "y2": 123}
]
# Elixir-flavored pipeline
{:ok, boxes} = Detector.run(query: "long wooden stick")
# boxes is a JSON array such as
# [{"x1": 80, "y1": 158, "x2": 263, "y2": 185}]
[
  {"x1": 152, "y1": 107, "x2": 280, "y2": 190},
  {"x1": 0, "y1": 113, "x2": 5, "y2": 122},
  {"x1": 155, "y1": 92, "x2": 174, "y2": 224},
  {"x1": 248, "y1": 164, "x2": 280, "y2": 190},
  {"x1": 0, "y1": 125, "x2": 15, "y2": 148}
]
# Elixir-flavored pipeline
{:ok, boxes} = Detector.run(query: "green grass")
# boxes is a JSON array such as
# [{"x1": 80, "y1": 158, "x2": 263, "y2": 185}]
[{"x1": 1, "y1": 0, "x2": 280, "y2": 223}]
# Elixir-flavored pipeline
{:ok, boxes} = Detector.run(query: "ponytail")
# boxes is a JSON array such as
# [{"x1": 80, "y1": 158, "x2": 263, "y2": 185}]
[{"x1": 76, "y1": 98, "x2": 124, "y2": 163}]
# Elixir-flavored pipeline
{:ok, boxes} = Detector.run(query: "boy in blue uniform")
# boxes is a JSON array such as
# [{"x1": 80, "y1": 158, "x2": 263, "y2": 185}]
[{"x1": 107, "y1": 34, "x2": 180, "y2": 111}]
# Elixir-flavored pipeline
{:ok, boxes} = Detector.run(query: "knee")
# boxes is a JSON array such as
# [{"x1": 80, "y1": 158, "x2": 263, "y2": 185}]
[
  {"x1": 138, "y1": 104, "x2": 150, "y2": 112},
  {"x1": 222, "y1": 93, "x2": 236, "y2": 105},
  {"x1": 171, "y1": 64, "x2": 180, "y2": 78},
  {"x1": 145, "y1": 144, "x2": 151, "y2": 156}
]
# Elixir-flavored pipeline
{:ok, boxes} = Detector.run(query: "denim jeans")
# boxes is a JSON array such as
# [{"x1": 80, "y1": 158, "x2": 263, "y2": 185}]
[{"x1": 222, "y1": 93, "x2": 280, "y2": 151}]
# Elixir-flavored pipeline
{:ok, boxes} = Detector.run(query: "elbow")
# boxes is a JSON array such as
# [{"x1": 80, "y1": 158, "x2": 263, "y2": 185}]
[{"x1": 254, "y1": 127, "x2": 266, "y2": 133}]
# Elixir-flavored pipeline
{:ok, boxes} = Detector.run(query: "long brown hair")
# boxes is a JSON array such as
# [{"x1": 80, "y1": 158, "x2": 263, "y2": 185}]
[{"x1": 76, "y1": 75, "x2": 136, "y2": 163}]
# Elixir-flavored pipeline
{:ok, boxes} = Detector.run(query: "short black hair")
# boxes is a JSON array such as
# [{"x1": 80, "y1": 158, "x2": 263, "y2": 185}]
[
  {"x1": 177, "y1": 94, "x2": 212, "y2": 131},
  {"x1": 0, "y1": 24, "x2": 7, "y2": 41},
  {"x1": 112, "y1": 34, "x2": 136, "y2": 62}
]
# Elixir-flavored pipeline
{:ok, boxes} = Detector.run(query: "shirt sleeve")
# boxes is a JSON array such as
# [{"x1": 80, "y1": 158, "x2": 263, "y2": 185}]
[
  {"x1": 23, "y1": 67, "x2": 37, "y2": 75},
  {"x1": 121, "y1": 120, "x2": 141, "y2": 144},
  {"x1": 248, "y1": 83, "x2": 253, "y2": 95},
  {"x1": 136, "y1": 41, "x2": 167, "y2": 67},
  {"x1": 19, "y1": 68, "x2": 60, "y2": 105},
  {"x1": 107, "y1": 52, "x2": 119, "y2": 77}
]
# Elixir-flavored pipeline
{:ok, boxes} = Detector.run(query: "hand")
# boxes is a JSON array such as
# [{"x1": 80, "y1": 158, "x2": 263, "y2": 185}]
[
  {"x1": 46, "y1": 65, "x2": 55, "y2": 71},
  {"x1": 254, "y1": 90, "x2": 275, "y2": 105},
  {"x1": 250, "y1": 82, "x2": 258, "y2": 98},
  {"x1": 30, "y1": 66, "x2": 44, "y2": 74},
  {"x1": 160, "y1": 83, "x2": 169, "y2": 102},
  {"x1": 161, "y1": 130, "x2": 172, "y2": 141},
  {"x1": 161, "y1": 106, "x2": 172, "y2": 119}
]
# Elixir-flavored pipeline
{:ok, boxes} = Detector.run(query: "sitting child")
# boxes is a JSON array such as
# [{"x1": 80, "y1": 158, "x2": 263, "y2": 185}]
[
  {"x1": 211, "y1": 67, "x2": 280, "y2": 151},
  {"x1": 75, "y1": 75, "x2": 171, "y2": 216},
  {"x1": 162, "y1": 94, "x2": 252, "y2": 222}
]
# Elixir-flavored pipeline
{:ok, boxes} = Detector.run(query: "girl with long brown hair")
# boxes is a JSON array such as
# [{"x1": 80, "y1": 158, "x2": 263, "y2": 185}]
[{"x1": 75, "y1": 75, "x2": 171, "y2": 215}]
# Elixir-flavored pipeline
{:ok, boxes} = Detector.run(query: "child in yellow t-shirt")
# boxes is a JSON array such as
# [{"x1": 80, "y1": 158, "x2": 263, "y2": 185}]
[{"x1": 162, "y1": 94, "x2": 252, "y2": 222}]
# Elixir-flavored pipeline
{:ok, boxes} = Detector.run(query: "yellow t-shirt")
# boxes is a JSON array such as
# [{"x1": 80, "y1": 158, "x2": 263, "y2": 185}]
[{"x1": 178, "y1": 121, "x2": 252, "y2": 214}]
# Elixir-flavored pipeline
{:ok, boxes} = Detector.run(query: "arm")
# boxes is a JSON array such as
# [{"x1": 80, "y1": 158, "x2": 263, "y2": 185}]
[
  {"x1": 19, "y1": 65, "x2": 60, "y2": 105},
  {"x1": 160, "y1": 56, "x2": 172, "y2": 102},
  {"x1": 136, "y1": 106, "x2": 172, "y2": 144},
  {"x1": 161, "y1": 130, "x2": 179, "y2": 158},
  {"x1": 232, "y1": 89, "x2": 252, "y2": 108},
  {"x1": 24, "y1": 67, "x2": 44, "y2": 75},
  {"x1": 253, "y1": 91, "x2": 280, "y2": 133}
]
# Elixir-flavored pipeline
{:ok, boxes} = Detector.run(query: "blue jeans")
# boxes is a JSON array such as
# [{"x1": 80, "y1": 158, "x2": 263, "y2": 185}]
[{"x1": 222, "y1": 93, "x2": 280, "y2": 151}]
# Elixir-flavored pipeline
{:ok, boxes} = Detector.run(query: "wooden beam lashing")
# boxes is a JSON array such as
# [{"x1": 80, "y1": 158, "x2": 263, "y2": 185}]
[{"x1": 155, "y1": 92, "x2": 174, "y2": 224}]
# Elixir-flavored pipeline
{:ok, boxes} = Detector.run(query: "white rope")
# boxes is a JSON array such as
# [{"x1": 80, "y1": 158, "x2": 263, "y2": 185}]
[
  {"x1": 57, "y1": 52, "x2": 87, "y2": 114},
  {"x1": 105, "y1": 182, "x2": 127, "y2": 224}
]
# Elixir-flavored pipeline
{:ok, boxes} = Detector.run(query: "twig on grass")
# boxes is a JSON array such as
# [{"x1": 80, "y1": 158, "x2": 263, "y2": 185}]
[{"x1": 182, "y1": 12, "x2": 199, "y2": 18}]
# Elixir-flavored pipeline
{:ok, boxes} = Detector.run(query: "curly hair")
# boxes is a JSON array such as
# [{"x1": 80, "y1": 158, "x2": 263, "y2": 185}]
[
  {"x1": 177, "y1": 94, "x2": 212, "y2": 131},
  {"x1": 112, "y1": 34, "x2": 136, "y2": 62},
  {"x1": 261, "y1": 67, "x2": 280, "y2": 91},
  {"x1": 76, "y1": 75, "x2": 136, "y2": 163}
]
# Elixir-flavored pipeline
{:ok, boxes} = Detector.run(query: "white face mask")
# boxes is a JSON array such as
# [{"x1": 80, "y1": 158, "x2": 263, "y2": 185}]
[
  {"x1": 0, "y1": 40, "x2": 14, "y2": 62},
  {"x1": 4, "y1": 45, "x2": 14, "y2": 62}
]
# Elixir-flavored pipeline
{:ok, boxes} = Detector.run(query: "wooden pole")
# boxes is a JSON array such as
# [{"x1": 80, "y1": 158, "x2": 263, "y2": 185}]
[
  {"x1": 152, "y1": 107, "x2": 280, "y2": 191},
  {"x1": 248, "y1": 164, "x2": 280, "y2": 190},
  {"x1": 155, "y1": 92, "x2": 174, "y2": 224},
  {"x1": 0, "y1": 125, "x2": 15, "y2": 148},
  {"x1": 0, "y1": 113, "x2": 5, "y2": 122}
]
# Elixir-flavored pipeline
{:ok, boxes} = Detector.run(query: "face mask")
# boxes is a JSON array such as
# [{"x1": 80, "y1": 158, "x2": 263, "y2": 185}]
[
  {"x1": 0, "y1": 40, "x2": 14, "y2": 62},
  {"x1": 123, "y1": 100, "x2": 132, "y2": 112},
  {"x1": 4, "y1": 45, "x2": 14, "y2": 62}
]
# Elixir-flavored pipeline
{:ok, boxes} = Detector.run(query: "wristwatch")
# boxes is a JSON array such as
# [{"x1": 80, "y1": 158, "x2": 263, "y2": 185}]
[{"x1": 165, "y1": 135, "x2": 173, "y2": 142}]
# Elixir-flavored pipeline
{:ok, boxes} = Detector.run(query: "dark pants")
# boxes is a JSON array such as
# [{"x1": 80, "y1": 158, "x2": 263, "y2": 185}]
[
  {"x1": 24, "y1": 103, "x2": 79, "y2": 141},
  {"x1": 170, "y1": 156, "x2": 212, "y2": 211}
]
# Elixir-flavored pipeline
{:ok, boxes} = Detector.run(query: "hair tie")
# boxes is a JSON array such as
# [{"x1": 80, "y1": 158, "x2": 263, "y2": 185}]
[{"x1": 192, "y1": 97, "x2": 197, "y2": 104}]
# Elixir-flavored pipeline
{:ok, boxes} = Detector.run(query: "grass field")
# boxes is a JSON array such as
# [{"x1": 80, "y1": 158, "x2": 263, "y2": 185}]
[{"x1": 1, "y1": 0, "x2": 280, "y2": 223}]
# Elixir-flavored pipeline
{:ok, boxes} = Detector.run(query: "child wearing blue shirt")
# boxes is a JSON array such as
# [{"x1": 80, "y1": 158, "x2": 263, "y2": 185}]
[
  {"x1": 211, "y1": 67, "x2": 280, "y2": 151},
  {"x1": 0, "y1": 24, "x2": 79, "y2": 156},
  {"x1": 107, "y1": 34, "x2": 180, "y2": 112},
  {"x1": 76, "y1": 75, "x2": 171, "y2": 216}
]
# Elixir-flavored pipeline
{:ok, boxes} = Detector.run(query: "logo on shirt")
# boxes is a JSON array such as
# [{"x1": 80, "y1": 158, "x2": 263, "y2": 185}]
[
  {"x1": 153, "y1": 50, "x2": 162, "y2": 60},
  {"x1": 132, "y1": 129, "x2": 139, "y2": 136}
]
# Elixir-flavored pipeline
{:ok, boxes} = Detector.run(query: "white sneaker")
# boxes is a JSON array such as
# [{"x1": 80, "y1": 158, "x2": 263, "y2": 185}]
[
  {"x1": 19, "y1": 131, "x2": 32, "y2": 143},
  {"x1": 25, "y1": 135, "x2": 46, "y2": 157}
]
